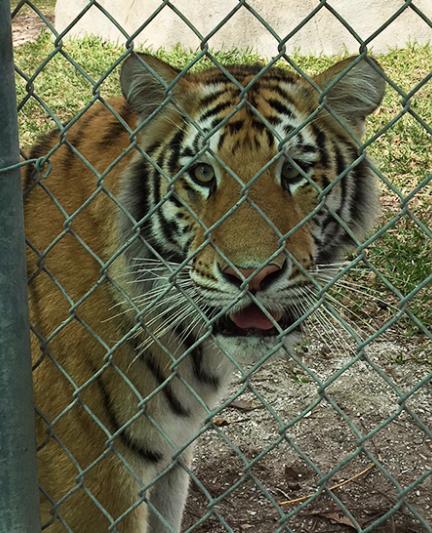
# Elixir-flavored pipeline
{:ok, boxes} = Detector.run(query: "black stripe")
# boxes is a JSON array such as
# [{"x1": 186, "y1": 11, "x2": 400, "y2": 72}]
[
  {"x1": 320, "y1": 173, "x2": 331, "y2": 190},
  {"x1": 301, "y1": 143, "x2": 318, "y2": 154},
  {"x1": 267, "y1": 115, "x2": 282, "y2": 126},
  {"x1": 199, "y1": 89, "x2": 228, "y2": 107},
  {"x1": 183, "y1": 224, "x2": 192, "y2": 233},
  {"x1": 251, "y1": 120, "x2": 265, "y2": 132},
  {"x1": 227, "y1": 120, "x2": 244, "y2": 133},
  {"x1": 232, "y1": 64, "x2": 264, "y2": 76},
  {"x1": 283, "y1": 124, "x2": 294, "y2": 136},
  {"x1": 183, "y1": 236, "x2": 193, "y2": 253},
  {"x1": 335, "y1": 144, "x2": 347, "y2": 176},
  {"x1": 151, "y1": 150, "x2": 181, "y2": 249},
  {"x1": 312, "y1": 234, "x2": 323, "y2": 248},
  {"x1": 192, "y1": 350, "x2": 219, "y2": 389},
  {"x1": 201, "y1": 66, "x2": 288, "y2": 87},
  {"x1": 145, "y1": 356, "x2": 191, "y2": 417},
  {"x1": 267, "y1": 98, "x2": 294, "y2": 118},
  {"x1": 316, "y1": 246, "x2": 337, "y2": 264},
  {"x1": 312, "y1": 125, "x2": 329, "y2": 169},
  {"x1": 174, "y1": 327, "x2": 219, "y2": 388},
  {"x1": 97, "y1": 376, "x2": 163, "y2": 463},
  {"x1": 204, "y1": 64, "x2": 262, "y2": 81},
  {"x1": 334, "y1": 143, "x2": 348, "y2": 219},
  {"x1": 350, "y1": 156, "x2": 370, "y2": 223},
  {"x1": 203, "y1": 75, "x2": 231, "y2": 85},
  {"x1": 211, "y1": 117, "x2": 223, "y2": 130},
  {"x1": 167, "y1": 129, "x2": 185, "y2": 176},
  {"x1": 217, "y1": 132, "x2": 227, "y2": 151},
  {"x1": 145, "y1": 141, "x2": 161, "y2": 156},
  {"x1": 180, "y1": 147, "x2": 194, "y2": 158},
  {"x1": 261, "y1": 84, "x2": 294, "y2": 103},
  {"x1": 262, "y1": 73, "x2": 294, "y2": 83},
  {"x1": 160, "y1": 215, "x2": 182, "y2": 244},
  {"x1": 121, "y1": 153, "x2": 166, "y2": 262},
  {"x1": 192, "y1": 132, "x2": 202, "y2": 153},
  {"x1": 265, "y1": 129, "x2": 274, "y2": 148},
  {"x1": 147, "y1": 244, "x2": 185, "y2": 264},
  {"x1": 128, "y1": 157, "x2": 152, "y2": 226},
  {"x1": 199, "y1": 101, "x2": 231, "y2": 122},
  {"x1": 321, "y1": 143, "x2": 347, "y2": 232},
  {"x1": 168, "y1": 192, "x2": 183, "y2": 209}
]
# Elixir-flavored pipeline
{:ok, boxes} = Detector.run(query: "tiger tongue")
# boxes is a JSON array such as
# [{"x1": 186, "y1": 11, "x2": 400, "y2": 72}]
[{"x1": 230, "y1": 305, "x2": 281, "y2": 330}]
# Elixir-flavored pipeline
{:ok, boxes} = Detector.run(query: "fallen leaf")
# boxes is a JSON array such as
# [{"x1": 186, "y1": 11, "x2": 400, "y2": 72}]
[
  {"x1": 319, "y1": 511, "x2": 356, "y2": 530},
  {"x1": 213, "y1": 416, "x2": 229, "y2": 427},
  {"x1": 229, "y1": 398, "x2": 260, "y2": 411}
]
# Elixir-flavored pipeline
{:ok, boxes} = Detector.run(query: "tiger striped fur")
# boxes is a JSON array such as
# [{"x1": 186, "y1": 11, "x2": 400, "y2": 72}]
[{"x1": 24, "y1": 53, "x2": 385, "y2": 531}]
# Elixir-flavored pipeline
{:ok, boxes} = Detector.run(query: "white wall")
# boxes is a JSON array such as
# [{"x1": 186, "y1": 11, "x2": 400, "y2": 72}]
[{"x1": 55, "y1": 0, "x2": 432, "y2": 56}]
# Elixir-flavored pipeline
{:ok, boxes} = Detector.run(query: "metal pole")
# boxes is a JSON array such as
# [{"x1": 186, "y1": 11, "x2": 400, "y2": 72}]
[{"x1": 0, "y1": 0, "x2": 40, "y2": 531}]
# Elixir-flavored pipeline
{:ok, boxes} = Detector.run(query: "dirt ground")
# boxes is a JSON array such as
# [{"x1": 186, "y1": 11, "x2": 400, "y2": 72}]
[
  {"x1": 11, "y1": 3, "x2": 54, "y2": 47},
  {"x1": 183, "y1": 333, "x2": 432, "y2": 532}
]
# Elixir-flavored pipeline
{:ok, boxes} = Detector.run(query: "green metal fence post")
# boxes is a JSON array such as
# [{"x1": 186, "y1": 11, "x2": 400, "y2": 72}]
[{"x1": 0, "y1": 1, "x2": 40, "y2": 531}]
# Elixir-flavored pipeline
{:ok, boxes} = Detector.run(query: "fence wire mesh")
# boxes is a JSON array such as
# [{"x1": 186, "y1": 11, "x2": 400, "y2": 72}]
[{"x1": 4, "y1": 0, "x2": 432, "y2": 531}]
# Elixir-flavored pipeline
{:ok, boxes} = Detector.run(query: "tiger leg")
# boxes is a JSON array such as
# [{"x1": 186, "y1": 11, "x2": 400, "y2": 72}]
[{"x1": 147, "y1": 451, "x2": 192, "y2": 532}]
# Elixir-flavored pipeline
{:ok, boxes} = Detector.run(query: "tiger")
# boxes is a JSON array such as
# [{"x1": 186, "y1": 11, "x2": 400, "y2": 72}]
[{"x1": 23, "y1": 52, "x2": 385, "y2": 531}]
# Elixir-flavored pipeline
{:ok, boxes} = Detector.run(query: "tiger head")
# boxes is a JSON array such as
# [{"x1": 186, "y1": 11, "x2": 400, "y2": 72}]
[{"x1": 117, "y1": 53, "x2": 385, "y2": 361}]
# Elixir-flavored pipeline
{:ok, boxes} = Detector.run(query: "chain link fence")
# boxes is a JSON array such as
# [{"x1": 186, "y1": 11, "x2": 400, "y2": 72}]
[{"x1": 1, "y1": 0, "x2": 431, "y2": 531}]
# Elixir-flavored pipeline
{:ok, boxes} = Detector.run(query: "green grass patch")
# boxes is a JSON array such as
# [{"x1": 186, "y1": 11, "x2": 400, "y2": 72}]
[
  {"x1": 11, "y1": 0, "x2": 56, "y2": 12},
  {"x1": 14, "y1": 33, "x2": 432, "y2": 335}
]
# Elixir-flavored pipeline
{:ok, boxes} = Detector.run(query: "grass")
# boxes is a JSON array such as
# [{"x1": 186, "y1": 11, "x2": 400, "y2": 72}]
[
  {"x1": 13, "y1": 32, "x2": 432, "y2": 337},
  {"x1": 11, "y1": 0, "x2": 56, "y2": 12}
]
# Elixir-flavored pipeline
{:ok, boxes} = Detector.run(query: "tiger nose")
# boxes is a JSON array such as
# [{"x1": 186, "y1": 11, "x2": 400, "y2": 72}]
[{"x1": 221, "y1": 263, "x2": 284, "y2": 292}]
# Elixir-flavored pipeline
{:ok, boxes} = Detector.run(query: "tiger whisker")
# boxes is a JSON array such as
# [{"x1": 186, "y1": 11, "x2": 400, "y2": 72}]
[
  {"x1": 322, "y1": 291, "x2": 390, "y2": 339},
  {"x1": 142, "y1": 290, "x2": 205, "y2": 335},
  {"x1": 132, "y1": 256, "x2": 186, "y2": 264},
  {"x1": 316, "y1": 276, "x2": 398, "y2": 311},
  {"x1": 105, "y1": 290, "x2": 184, "y2": 322},
  {"x1": 131, "y1": 300, "x2": 204, "y2": 364},
  {"x1": 107, "y1": 278, "x2": 198, "y2": 320},
  {"x1": 319, "y1": 299, "x2": 366, "y2": 345},
  {"x1": 303, "y1": 287, "x2": 357, "y2": 355},
  {"x1": 132, "y1": 279, "x2": 195, "y2": 296},
  {"x1": 125, "y1": 276, "x2": 189, "y2": 284}
]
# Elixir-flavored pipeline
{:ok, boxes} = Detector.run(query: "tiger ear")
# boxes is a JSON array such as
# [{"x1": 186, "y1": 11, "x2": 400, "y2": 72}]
[
  {"x1": 314, "y1": 56, "x2": 385, "y2": 134},
  {"x1": 120, "y1": 53, "x2": 187, "y2": 119}
]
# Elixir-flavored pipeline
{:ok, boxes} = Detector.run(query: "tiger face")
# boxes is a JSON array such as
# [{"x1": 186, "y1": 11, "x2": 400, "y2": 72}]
[{"x1": 118, "y1": 54, "x2": 384, "y2": 363}]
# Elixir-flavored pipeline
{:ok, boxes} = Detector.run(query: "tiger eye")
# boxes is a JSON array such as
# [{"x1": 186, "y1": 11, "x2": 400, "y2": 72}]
[
  {"x1": 281, "y1": 160, "x2": 302, "y2": 183},
  {"x1": 189, "y1": 163, "x2": 215, "y2": 185}
]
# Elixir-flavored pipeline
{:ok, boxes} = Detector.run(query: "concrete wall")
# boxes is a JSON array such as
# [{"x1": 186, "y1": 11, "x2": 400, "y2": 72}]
[{"x1": 55, "y1": 0, "x2": 432, "y2": 56}]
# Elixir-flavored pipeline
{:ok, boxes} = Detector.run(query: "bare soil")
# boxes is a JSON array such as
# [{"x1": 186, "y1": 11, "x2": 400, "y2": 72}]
[
  {"x1": 183, "y1": 334, "x2": 432, "y2": 532},
  {"x1": 11, "y1": 4, "x2": 54, "y2": 47}
]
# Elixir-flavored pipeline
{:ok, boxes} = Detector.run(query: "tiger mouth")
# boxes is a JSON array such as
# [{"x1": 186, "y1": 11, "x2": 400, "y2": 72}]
[{"x1": 212, "y1": 304, "x2": 301, "y2": 337}]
